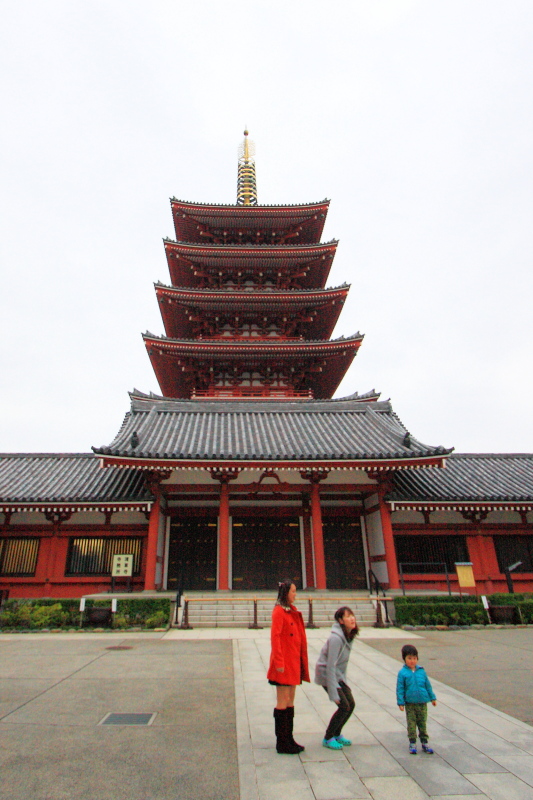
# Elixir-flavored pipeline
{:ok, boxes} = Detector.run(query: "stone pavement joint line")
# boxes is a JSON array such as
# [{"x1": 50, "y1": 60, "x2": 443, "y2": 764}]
[{"x1": 231, "y1": 631, "x2": 533, "y2": 800}]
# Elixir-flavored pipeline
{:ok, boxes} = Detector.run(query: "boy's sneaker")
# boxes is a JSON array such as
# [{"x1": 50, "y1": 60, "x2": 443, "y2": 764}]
[
  {"x1": 335, "y1": 735, "x2": 352, "y2": 746},
  {"x1": 422, "y1": 744, "x2": 434, "y2": 754},
  {"x1": 409, "y1": 743, "x2": 417, "y2": 754},
  {"x1": 323, "y1": 737, "x2": 343, "y2": 750}
]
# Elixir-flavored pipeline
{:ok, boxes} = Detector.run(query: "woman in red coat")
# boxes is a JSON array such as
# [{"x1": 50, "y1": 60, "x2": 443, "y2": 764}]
[{"x1": 267, "y1": 578, "x2": 310, "y2": 754}]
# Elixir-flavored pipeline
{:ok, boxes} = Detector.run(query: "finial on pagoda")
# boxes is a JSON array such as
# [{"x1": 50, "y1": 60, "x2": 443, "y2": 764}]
[{"x1": 237, "y1": 128, "x2": 258, "y2": 206}]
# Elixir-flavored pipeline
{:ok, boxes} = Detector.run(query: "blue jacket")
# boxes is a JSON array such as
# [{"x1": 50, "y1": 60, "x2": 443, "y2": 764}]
[{"x1": 396, "y1": 664, "x2": 436, "y2": 705}]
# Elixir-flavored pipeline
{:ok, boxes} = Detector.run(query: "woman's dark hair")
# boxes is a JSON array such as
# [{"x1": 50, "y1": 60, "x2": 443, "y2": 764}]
[
  {"x1": 334, "y1": 606, "x2": 359, "y2": 641},
  {"x1": 401, "y1": 644, "x2": 418, "y2": 660},
  {"x1": 276, "y1": 578, "x2": 295, "y2": 607}
]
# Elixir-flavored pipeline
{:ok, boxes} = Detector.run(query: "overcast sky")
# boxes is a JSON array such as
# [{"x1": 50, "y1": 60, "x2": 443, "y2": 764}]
[{"x1": 1, "y1": 1, "x2": 532, "y2": 455}]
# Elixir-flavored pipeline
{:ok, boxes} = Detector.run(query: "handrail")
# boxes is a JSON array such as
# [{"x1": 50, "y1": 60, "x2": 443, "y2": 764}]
[{"x1": 368, "y1": 569, "x2": 387, "y2": 597}]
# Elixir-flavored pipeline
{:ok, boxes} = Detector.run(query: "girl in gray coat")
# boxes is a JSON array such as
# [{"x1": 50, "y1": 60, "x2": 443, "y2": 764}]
[{"x1": 315, "y1": 606, "x2": 359, "y2": 750}]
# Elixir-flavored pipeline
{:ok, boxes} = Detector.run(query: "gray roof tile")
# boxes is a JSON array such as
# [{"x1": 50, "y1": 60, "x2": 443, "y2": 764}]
[
  {"x1": 0, "y1": 454, "x2": 151, "y2": 504},
  {"x1": 390, "y1": 453, "x2": 533, "y2": 502},
  {"x1": 93, "y1": 395, "x2": 451, "y2": 462}
]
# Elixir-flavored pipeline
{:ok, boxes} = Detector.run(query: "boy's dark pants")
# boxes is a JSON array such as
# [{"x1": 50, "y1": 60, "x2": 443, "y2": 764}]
[
  {"x1": 405, "y1": 702, "x2": 429, "y2": 743},
  {"x1": 324, "y1": 681, "x2": 355, "y2": 739}
]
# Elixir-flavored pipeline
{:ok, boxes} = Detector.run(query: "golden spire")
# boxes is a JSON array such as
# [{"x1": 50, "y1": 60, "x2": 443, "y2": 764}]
[{"x1": 237, "y1": 128, "x2": 258, "y2": 206}]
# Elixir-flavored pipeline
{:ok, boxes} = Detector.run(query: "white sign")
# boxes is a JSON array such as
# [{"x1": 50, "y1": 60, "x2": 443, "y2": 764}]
[
  {"x1": 111, "y1": 598, "x2": 118, "y2": 613},
  {"x1": 79, "y1": 598, "x2": 86, "y2": 611},
  {"x1": 481, "y1": 595, "x2": 489, "y2": 610},
  {"x1": 111, "y1": 554, "x2": 134, "y2": 577}
]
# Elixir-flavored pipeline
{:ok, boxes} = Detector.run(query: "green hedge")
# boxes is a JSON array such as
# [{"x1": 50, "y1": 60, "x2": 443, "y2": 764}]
[
  {"x1": 394, "y1": 600, "x2": 487, "y2": 626},
  {"x1": 395, "y1": 595, "x2": 481, "y2": 605},
  {"x1": 0, "y1": 598, "x2": 171, "y2": 630},
  {"x1": 487, "y1": 593, "x2": 533, "y2": 604}
]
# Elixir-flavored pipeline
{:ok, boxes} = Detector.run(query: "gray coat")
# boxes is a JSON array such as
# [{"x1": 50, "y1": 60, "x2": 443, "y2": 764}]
[{"x1": 314, "y1": 621, "x2": 353, "y2": 703}]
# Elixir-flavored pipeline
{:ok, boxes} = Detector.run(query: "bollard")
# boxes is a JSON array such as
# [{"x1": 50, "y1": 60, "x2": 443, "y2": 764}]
[
  {"x1": 180, "y1": 599, "x2": 193, "y2": 630},
  {"x1": 373, "y1": 599, "x2": 385, "y2": 628},
  {"x1": 248, "y1": 598, "x2": 263, "y2": 629},
  {"x1": 306, "y1": 598, "x2": 319, "y2": 629}
]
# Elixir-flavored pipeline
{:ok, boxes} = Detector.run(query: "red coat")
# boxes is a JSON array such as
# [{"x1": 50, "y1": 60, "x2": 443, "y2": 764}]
[{"x1": 267, "y1": 604, "x2": 310, "y2": 685}]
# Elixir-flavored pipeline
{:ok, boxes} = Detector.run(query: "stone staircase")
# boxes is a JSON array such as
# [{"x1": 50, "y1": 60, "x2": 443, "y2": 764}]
[{"x1": 175, "y1": 591, "x2": 390, "y2": 628}]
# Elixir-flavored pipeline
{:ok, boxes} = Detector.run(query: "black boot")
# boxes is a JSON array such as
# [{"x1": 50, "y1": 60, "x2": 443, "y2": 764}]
[
  {"x1": 286, "y1": 706, "x2": 305, "y2": 752},
  {"x1": 274, "y1": 709, "x2": 303, "y2": 754}
]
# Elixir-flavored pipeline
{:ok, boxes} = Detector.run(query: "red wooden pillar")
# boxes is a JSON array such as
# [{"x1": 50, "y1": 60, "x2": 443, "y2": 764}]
[
  {"x1": 218, "y1": 477, "x2": 230, "y2": 591},
  {"x1": 309, "y1": 477, "x2": 327, "y2": 590},
  {"x1": 378, "y1": 491, "x2": 400, "y2": 590},
  {"x1": 301, "y1": 499, "x2": 315, "y2": 589},
  {"x1": 144, "y1": 497, "x2": 160, "y2": 591}
]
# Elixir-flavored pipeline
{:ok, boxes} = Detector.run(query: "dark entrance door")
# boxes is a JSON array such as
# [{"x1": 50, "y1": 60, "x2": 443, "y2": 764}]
[
  {"x1": 168, "y1": 519, "x2": 217, "y2": 590},
  {"x1": 232, "y1": 517, "x2": 302, "y2": 590},
  {"x1": 323, "y1": 519, "x2": 367, "y2": 590}
]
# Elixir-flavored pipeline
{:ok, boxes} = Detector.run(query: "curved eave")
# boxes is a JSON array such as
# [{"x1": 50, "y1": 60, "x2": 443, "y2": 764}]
[
  {"x1": 390, "y1": 500, "x2": 533, "y2": 512},
  {"x1": 171, "y1": 200, "x2": 330, "y2": 244},
  {"x1": 155, "y1": 284, "x2": 349, "y2": 304},
  {"x1": 155, "y1": 285, "x2": 348, "y2": 340},
  {"x1": 163, "y1": 240, "x2": 338, "y2": 257},
  {"x1": 170, "y1": 199, "x2": 330, "y2": 212},
  {"x1": 143, "y1": 333, "x2": 363, "y2": 355},
  {"x1": 95, "y1": 455, "x2": 449, "y2": 472},
  {"x1": 0, "y1": 501, "x2": 152, "y2": 514}
]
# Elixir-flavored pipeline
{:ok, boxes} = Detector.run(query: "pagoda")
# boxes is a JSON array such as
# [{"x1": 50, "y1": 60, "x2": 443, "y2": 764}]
[
  {"x1": 145, "y1": 130, "x2": 362, "y2": 400},
  {"x1": 5, "y1": 132, "x2": 533, "y2": 603}
]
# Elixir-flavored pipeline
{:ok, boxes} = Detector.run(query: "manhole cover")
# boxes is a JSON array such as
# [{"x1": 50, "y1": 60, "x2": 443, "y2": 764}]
[
  {"x1": 105, "y1": 645, "x2": 133, "y2": 650},
  {"x1": 99, "y1": 713, "x2": 156, "y2": 726}
]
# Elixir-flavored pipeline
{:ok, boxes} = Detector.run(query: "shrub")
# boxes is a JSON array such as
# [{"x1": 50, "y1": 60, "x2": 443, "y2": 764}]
[
  {"x1": 394, "y1": 599, "x2": 487, "y2": 626},
  {"x1": 0, "y1": 597, "x2": 171, "y2": 630}
]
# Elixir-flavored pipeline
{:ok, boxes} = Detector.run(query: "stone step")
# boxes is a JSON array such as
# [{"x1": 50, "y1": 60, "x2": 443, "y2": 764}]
[{"x1": 174, "y1": 595, "x2": 389, "y2": 627}]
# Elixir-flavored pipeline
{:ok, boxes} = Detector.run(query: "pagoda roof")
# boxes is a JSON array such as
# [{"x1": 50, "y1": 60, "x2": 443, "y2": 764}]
[
  {"x1": 0, "y1": 453, "x2": 152, "y2": 512},
  {"x1": 170, "y1": 199, "x2": 330, "y2": 245},
  {"x1": 143, "y1": 333, "x2": 363, "y2": 399},
  {"x1": 154, "y1": 283, "x2": 349, "y2": 341},
  {"x1": 163, "y1": 240, "x2": 338, "y2": 289},
  {"x1": 389, "y1": 453, "x2": 533, "y2": 506},
  {"x1": 93, "y1": 394, "x2": 452, "y2": 469}
]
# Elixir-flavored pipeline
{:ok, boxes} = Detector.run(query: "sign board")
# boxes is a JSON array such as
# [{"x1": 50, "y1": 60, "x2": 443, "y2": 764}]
[
  {"x1": 79, "y1": 598, "x2": 86, "y2": 612},
  {"x1": 481, "y1": 595, "x2": 489, "y2": 610},
  {"x1": 111, "y1": 598, "x2": 118, "y2": 613},
  {"x1": 455, "y1": 562, "x2": 476, "y2": 588},
  {"x1": 111, "y1": 554, "x2": 134, "y2": 577}
]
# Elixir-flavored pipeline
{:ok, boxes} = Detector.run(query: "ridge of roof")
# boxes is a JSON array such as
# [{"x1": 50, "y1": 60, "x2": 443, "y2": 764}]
[
  {"x1": 169, "y1": 198, "x2": 330, "y2": 209},
  {"x1": 163, "y1": 238, "x2": 339, "y2": 248},
  {"x1": 142, "y1": 332, "x2": 363, "y2": 344},
  {"x1": 154, "y1": 282, "x2": 350, "y2": 294}
]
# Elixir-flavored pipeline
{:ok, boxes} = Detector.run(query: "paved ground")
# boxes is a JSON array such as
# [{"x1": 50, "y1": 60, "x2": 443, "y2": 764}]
[
  {"x1": 0, "y1": 633, "x2": 239, "y2": 800},
  {"x1": 362, "y1": 627, "x2": 533, "y2": 726},
  {"x1": 3, "y1": 627, "x2": 533, "y2": 799}
]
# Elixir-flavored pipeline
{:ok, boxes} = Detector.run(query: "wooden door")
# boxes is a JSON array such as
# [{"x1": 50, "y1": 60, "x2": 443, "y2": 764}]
[
  {"x1": 323, "y1": 520, "x2": 367, "y2": 590},
  {"x1": 167, "y1": 520, "x2": 218, "y2": 590},
  {"x1": 232, "y1": 517, "x2": 302, "y2": 590}
]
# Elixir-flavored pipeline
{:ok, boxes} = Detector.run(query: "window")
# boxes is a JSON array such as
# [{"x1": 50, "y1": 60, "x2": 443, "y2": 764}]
[
  {"x1": 66, "y1": 538, "x2": 142, "y2": 576},
  {"x1": 395, "y1": 535, "x2": 468, "y2": 574},
  {"x1": 0, "y1": 538, "x2": 40, "y2": 576},
  {"x1": 493, "y1": 536, "x2": 533, "y2": 573}
]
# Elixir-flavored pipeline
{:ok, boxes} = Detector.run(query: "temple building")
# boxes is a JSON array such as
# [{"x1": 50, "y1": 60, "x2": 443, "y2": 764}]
[{"x1": 1, "y1": 132, "x2": 533, "y2": 598}]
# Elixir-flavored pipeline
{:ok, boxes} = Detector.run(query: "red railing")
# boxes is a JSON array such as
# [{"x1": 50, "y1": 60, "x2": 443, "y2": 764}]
[{"x1": 192, "y1": 386, "x2": 313, "y2": 399}]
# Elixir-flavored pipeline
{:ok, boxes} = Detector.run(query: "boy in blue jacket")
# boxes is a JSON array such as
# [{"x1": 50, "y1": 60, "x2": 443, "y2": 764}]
[{"x1": 396, "y1": 644, "x2": 437, "y2": 754}]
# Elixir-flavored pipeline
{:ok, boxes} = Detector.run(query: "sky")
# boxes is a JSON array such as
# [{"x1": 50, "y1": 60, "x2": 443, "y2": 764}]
[{"x1": 1, "y1": 1, "x2": 532, "y2": 455}]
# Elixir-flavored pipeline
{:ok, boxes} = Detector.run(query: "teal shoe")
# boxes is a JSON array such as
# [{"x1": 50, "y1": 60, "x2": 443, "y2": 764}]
[
  {"x1": 323, "y1": 737, "x2": 343, "y2": 750},
  {"x1": 335, "y1": 735, "x2": 352, "y2": 746}
]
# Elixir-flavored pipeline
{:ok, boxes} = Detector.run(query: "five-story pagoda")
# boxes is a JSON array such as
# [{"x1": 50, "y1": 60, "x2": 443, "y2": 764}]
[
  {"x1": 95, "y1": 132, "x2": 451, "y2": 594},
  {"x1": 145, "y1": 130, "x2": 362, "y2": 400}
]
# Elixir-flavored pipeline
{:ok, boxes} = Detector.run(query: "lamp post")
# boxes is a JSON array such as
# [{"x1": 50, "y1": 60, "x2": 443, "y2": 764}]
[{"x1": 504, "y1": 561, "x2": 523, "y2": 594}]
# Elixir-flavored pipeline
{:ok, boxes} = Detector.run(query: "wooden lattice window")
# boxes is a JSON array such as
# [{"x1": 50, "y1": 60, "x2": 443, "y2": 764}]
[
  {"x1": 0, "y1": 538, "x2": 40, "y2": 576},
  {"x1": 66, "y1": 537, "x2": 142, "y2": 576},
  {"x1": 394, "y1": 535, "x2": 468, "y2": 574}
]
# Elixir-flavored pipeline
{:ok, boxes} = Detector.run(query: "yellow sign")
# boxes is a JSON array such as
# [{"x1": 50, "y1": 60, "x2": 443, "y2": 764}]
[
  {"x1": 112, "y1": 554, "x2": 134, "y2": 577},
  {"x1": 455, "y1": 562, "x2": 476, "y2": 588}
]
